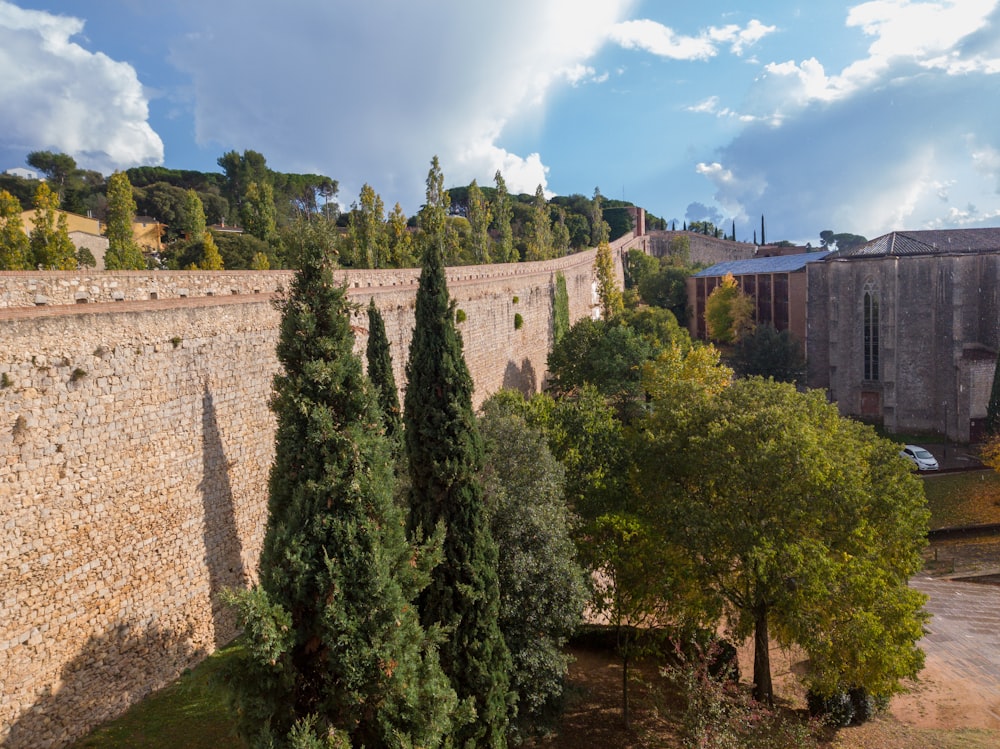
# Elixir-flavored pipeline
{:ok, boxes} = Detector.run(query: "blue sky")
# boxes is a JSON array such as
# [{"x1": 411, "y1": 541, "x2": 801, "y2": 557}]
[{"x1": 2, "y1": 0, "x2": 999, "y2": 244}]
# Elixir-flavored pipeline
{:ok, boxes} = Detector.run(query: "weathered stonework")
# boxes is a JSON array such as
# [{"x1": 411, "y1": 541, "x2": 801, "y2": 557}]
[{"x1": 0, "y1": 242, "x2": 633, "y2": 748}]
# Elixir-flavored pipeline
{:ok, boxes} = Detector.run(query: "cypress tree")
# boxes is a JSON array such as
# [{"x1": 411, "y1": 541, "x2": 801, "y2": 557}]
[
  {"x1": 224, "y1": 241, "x2": 456, "y2": 748},
  {"x1": 366, "y1": 298, "x2": 402, "y2": 447},
  {"x1": 405, "y1": 160, "x2": 513, "y2": 747}
]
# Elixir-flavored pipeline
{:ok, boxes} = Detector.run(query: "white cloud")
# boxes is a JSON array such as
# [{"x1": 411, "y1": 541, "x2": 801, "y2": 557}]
[
  {"x1": 609, "y1": 17, "x2": 774, "y2": 61},
  {"x1": 169, "y1": 0, "x2": 635, "y2": 210},
  {"x1": 0, "y1": 1, "x2": 163, "y2": 172}
]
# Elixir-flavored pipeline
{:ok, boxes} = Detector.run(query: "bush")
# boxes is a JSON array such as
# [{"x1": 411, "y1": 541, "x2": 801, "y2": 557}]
[
  {"x1": 807, "y1": 685, "x2": 886, "y2": 727},
  {"x1": 514, "y1": 312, "x2": 523, "y2": 330}
]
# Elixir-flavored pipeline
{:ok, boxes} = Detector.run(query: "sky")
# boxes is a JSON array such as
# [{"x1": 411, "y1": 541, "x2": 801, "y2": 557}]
[{"x1": 2, "y1": 0, "x2": 1000, "y2": 245}]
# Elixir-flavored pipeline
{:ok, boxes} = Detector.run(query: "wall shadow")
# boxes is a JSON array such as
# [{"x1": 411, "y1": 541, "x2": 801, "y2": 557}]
[
  {"x1": 4, "y1": 622, "x2": 197, "y2": 749},
  {"x1": 199, "y1": 382, "x2": 247, "y2": 647},
  {"x1": 502, "y1": 357, "x2": 538, "y2": 396}
]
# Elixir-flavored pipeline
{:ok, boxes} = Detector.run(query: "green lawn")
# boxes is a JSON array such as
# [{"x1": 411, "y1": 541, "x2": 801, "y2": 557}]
[
  {"x1": 923, "y1": 470, "x2": 1000, "y2": 530},
  {"x1": 69, "y1": 642, "x2": 244, "y2": 749}
]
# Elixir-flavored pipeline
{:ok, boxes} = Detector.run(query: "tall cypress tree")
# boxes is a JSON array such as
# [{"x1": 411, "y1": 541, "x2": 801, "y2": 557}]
[
  {"x1": 405, "y1": 158, "x2": 513, "y2": 748},
  {"x1": 366, "y1": 298, "x2": 402, "y2": 447},
  {"x1": 224, "y1": 242, "x2": 456, "y2": 748}
]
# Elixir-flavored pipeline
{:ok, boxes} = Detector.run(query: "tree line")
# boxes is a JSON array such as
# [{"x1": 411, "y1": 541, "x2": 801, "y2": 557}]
[
  {"x1": 212, "y1": 156, "x2": 928, "y2": 748},
  {"x1": 0, "y1": 148, "x2": 668, "y2": 273}
]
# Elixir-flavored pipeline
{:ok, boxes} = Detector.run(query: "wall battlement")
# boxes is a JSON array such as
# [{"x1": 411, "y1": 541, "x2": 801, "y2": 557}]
[{"x1": 0, "y1": 241, "x2": 634, "y2": 748}]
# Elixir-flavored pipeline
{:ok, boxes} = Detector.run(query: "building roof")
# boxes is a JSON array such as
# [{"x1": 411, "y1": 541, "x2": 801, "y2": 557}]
[
  {"x1": 693, "y1": 250, "x2": 833, "y2": 278},
  {"x1": 834, "y1": 228, "x2": 1000, "y2": 258}
]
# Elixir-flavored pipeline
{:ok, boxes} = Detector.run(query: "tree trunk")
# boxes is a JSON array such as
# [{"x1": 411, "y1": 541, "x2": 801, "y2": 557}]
[
  {"x1": 752, "y1": 600, "x2": 773, "y2": 705},
  {"x1": 622, "y1": 649, "x2": 630, "y2": 730}
]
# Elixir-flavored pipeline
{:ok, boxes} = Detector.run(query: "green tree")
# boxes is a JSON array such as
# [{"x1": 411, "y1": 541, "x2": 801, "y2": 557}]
[
  {"x1": 27, "y1": 150, "x2": 77, "y2": 201},
  {"x1": 525, "y1": 184, "x2": 553, "y2": 261},
  {"x1": 0, "y1": 189, "x2": 31, "y2": 270},
  {"x1": 104, "y1": 171, "x2": 145, "y2": 269},
  {"x1": 593, "y1": 241, "x2": 623, "y2": 319},
  {"x1": 623, "y1": 248, "x2": 658, "y2": 290},
  {"x1": 242, "y1": 180, "x2": 278, "y2": 242},
  {"x1": 638, "y1": 264, "x2": 690, "y2": 326},
  {"x1": 551, "y1": 206, "x2": 571, "y2": 256},
  {"x1": 199, "y1": 232, "x2": 225, "y2": 270},
  {"x1": 404, "y1": 214, "x2": 513, "y2": 746},
  {"x1": 635, "y1": 374, "x2": 929, "y2": 705},
  {"x1": 387, "y1": 202, "x2": 416, "y2": 267},
  {"x1": 280, "y1": 215, "x2": 339, "y2": 270},
  {"x1": 250, "y1": 251, "x2": 270, "y2": 270},
  {"x1": 75, "y1": 245, "x2": 96, "y2": 269},
  {"x1": 478, "y1": 403, "x2": 588, "y2": 740},
  {"x1": 345, "y1": 184, "x2": 388, "y2": 268},
  {"x1": 705, "y1": 273, "x2": 754, "y2": 343},
  {"x1": 552, "y1": 271, "x2": 570, "y2": 345},
  {"x1": 730, "y1": 323, "x2": 806, "y2": 384},
  {"x1": 182, "y1": 188, "x2": 207, "y2": 241},
  {"x1": 224, "y1": 241, "x2": 457, "y2": 748},
  {"x1": 590, "y1": 188, "x2": 610, "y2": 246},
  {"x1": 492, "y1": 170, "x2": 515, "y2": 263},
  {"x1": 467, "y1": 179, "x2": 492, "y2": 264},
  {"x1": 29, "y1": 182, "x2": 76, "y2": 269},
  {"x1": 366, "y1": 298, "x2": 402, "y2": 448}
]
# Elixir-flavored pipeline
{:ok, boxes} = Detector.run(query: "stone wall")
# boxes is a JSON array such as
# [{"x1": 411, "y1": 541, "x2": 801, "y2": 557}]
[
  {"x1": 0, "y1": 246, "x2": 618, "y2": 748},
  {"x1": 647, "y1": 230, "x2": 755, "y2": 266}
]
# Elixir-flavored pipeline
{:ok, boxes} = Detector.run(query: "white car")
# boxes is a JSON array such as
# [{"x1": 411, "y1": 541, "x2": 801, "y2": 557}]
[{"x1": 900, "y1": 445, "x2": 939, "y2": 471}]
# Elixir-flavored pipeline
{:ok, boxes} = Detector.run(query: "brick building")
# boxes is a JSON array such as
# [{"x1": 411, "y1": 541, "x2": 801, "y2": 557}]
[{"x1": 687, "y1": 251, "x2": 831, "y2": 344}]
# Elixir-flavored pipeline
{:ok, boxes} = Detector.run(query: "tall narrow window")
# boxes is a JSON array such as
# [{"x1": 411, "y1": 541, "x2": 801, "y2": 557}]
[{"x1": 863, "y1": 281, "x2": 879, "y2": 381}]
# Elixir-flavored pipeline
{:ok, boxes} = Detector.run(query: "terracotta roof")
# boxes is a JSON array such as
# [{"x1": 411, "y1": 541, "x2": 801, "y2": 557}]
[{"x1": 835, "y1": 228, "x2": 1000, "y2": 258}]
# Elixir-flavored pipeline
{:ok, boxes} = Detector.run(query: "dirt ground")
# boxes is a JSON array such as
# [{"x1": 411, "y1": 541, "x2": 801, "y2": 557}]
[{"x1": 532, "y1": 537, "x2": 1000, "y2": 749}]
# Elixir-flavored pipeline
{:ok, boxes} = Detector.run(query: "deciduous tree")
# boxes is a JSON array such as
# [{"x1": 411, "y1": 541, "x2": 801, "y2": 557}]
[
  {"x1": 199, "y1": 232, "x2": 224, "y2": 270},
  {"x1": 467, "y1": 179, "x2": 492, "y2": 264},
  {"x1": 492, "y1": 170, "x2": 515, "y2": 263},
  {"x1": 104, "y1": 171, "x2": 145, "y2": 269},
  {"x1": 224, "y1": 240, "x2": 457, "y2": 748},
  {"x1": 29, "y1": 182, "x2": 76, "y2": 269},
  {"x1": 525, "y1": 184, "x2": 553, "y2": 261},
  {"x1": 593, "y1": 241, "x2": 623, "y2": 319},
  {"x1": 704, "y1": 273, "x2": 753, "y2": 343},
  {"x1": 241, "y1": 181, "x2": 278, "y2": 242},
  {"x1": 730, "y1": 323, "x2": 806, "y2": 384},
  {"x1": 0, "y1": 189, "x2": 30, "y2": 270}
]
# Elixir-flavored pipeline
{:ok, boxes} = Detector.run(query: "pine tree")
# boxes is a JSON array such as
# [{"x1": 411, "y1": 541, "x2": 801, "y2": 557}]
[
  {"x1": 0, "y1": 190, "x2": 31, "y2": 270},
  {"x1": 405, "y1": 161, "x2": 513, "y2": 747},
  {"x1": 104, "y1": 171, "x2": 145, "y2": 269},
  {"x1": 224, "y1": 241, "x2": 457, "y2": 748},
  {"x1": 366, "y1": 298, "x2": 402, "y2": 447}
]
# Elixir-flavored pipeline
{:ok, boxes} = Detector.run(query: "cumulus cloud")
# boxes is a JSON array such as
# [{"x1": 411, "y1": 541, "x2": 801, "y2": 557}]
[
  {"x1": 609, "y1": 17, "x2": 775, "y2": 61},
  {"x1": 168, "y1": 0, "x2": 635, "y2": 211},
  {"x1": 0, "y1": 1, "x2": 163, "y2": 173}
]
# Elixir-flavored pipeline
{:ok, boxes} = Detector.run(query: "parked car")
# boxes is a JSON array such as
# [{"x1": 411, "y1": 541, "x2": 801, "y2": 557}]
[{"x1": 900, "y1": 445, "x2": 939, "y2": 471}]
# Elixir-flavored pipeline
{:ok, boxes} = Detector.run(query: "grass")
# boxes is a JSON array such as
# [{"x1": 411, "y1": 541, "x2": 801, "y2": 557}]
[
  {"x1": 69, "y1": 642, "x2": 245, "y2": 749},
  {"x1": 922, "y1": 470, "x2": 1000, "y2": 529}
]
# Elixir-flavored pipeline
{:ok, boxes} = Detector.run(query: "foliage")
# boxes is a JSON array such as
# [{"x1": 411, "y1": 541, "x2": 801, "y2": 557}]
[
  {"x1": 241, "y1": 181, "x2": 278, "y2": 242},
  {"x1": 104, "y1": 171, "x2": 146, "y2": 269},
  {"x1": 492, "y1": 170, "x2": 515, "y2": 263},
  {"x1": 593, "y1": 241, "x2": 623, "y2": 319},
  {"x1": 553, "y1": 271, "x2": 570, "y2": 345},
  {"x1": 75, "y1": 245, "x2": 96, "y2": 269},
  {"x1": 466, "y1": 179, "x2": 492, "y2": 263},
  {"x1": 343, "y1": 184, "x2": 388, "y2": 268},
  {"x1": 29, "y1": 182, "x2": 77, "y2": 269},
  {"x1": 365, "y1": 299, "x2": 402, "y2": 450},
  {"x1": 183, "y1": 189, "x2": 207, "y2": 241},
  {"x1": 638, "y1": 263, "x2": 690, "y2": 326},
  {"x1": 729, "y1": 324, "x2": 806, "y2": 384},
  {"x1": 386, "y1": 202, "x2": 416, "y2": 267},
  {"x1": 603, "y1": 206, "x2": 634, "y2": 242},
  {"x1": 478, "y1": 406, "x2": 588, "y2": 740},
  {"x1": 404, "y1": 186, "x2": 513, "y2": 746},
  {"x1": 525, "y1": 184, "x2": 554, "y2": 261},
  {"x1": 819, "y1": 230, "x2": 868, "y2": 253},
  {"x1": 279, "y1": 216, "x2": 340, "y2": 270},
  {"x1": 514, "y1": 312, "x2": 524, "y2": 330},
  {"x1": 704, "y1": 273, "x2": 753, "y2": 343},
  {"x1": 224, "y1": 241, "x2": 457, "y2": 748},
  {"x1": 623, "y1": 248, "x2": 658, "y2": 290},
  {"x1": 666, "y1": 235, "x2": 691, "y2": 265},
  {"x1": 590, "y1": 188, "x2": 610, "y2": 246},
  {"x1": 0, "y1": 189, "x2": 31, "y2": 269},
  {"x1": 250, "y1": 251, "x2": 270, "y2": 270},
  {"x1": 669, "y1": 647, "x2": 820, "y2": 749},
  {"x1": 986, "y1": 354, "x2": 1000, "y2": 436},
  {"x1": 199, "y1": 232, "x2": 225, "y2": 270},
  {"x1": 634, "y1": 373, "x2": 929, "y2": 705}
]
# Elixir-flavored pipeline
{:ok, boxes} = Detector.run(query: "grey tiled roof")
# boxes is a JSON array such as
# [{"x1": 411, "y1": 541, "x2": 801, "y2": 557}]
[
  {"x1": 693, "y1": 251, "x2": 833, "y2": 277},
  {"x1": 836, "y1": 228, "x2": 1000, "y2": 258}
]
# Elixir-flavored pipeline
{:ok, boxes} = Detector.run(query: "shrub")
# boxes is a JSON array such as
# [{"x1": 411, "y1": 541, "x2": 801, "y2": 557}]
[
  {"x1": 455, "y1": 308, "x2": 466, "y2": 324},
  {"x1": 514, "y1": 312, "x2": 524, "y2": 330}
]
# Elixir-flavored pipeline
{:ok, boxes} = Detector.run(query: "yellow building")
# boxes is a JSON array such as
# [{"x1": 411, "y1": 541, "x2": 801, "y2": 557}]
[{"x1": 18, "y1": 209, "x2": 164, "y2": 270}]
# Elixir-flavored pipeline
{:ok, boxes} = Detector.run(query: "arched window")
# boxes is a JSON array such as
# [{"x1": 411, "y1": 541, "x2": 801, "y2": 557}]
[{"x1": 863, "y1": 280, "x2": 879, "y2": 381}]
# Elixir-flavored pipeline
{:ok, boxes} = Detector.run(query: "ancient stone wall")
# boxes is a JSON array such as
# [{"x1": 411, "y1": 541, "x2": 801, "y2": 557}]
[
  {"x1": 0, "y1": 247, "x2": 612, "y2": 748},
  {"x1": 647, "y1": 230, "x2": 755, "y2": 267}
]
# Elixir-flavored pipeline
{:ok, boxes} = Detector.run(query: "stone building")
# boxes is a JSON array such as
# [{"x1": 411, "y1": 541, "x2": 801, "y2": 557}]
[
  {"x1": 807, "y1": 228, "x2": 1000, "y2": 443},
  {"x1": 687, "y1": 251, "x2": 831, "y2": 344}
]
